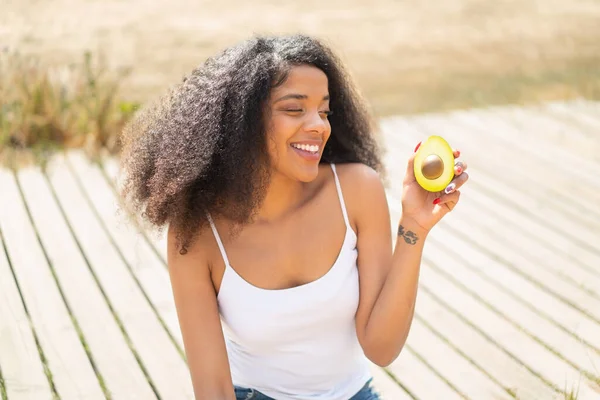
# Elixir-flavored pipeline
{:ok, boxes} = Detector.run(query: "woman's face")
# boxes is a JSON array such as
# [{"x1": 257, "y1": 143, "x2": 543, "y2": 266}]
[{"x1": 265, "y1": 64, "x2": 332, "y2": 183}]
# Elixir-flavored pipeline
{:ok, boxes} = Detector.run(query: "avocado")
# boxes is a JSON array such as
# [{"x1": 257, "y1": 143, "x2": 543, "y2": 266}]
[{"x1": 413, "y1": 136, "x2": 455, "y2": 192}]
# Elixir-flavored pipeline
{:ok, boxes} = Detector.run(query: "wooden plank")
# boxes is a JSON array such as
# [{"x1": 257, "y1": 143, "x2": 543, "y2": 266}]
[
  {"x1": 454, "y1": 188, "x2": 600, "y2": 294},
  {"x1": 453, "y1": 113, "x2": 600, "y2": 223},
  {"x1": 448, "y1": 190, "x2": 600, "y2": 325},
  {"x1": 502, "y1": 104, "x2": 600, "y2": 165},
  {"x1": 45, "y1": 154, "x2": 194, "y2": 400},
  {"x1": 570, "y1": 100, "x2": 600, "y2": 126},
  {"x1": 459, "y1": 180, "x2": 600, "y2": 277},
  {"x1": 414, "y1": 292, "x2": 560, "y2": 400},
  {"x1": 581, "y1": 99, "x2": 600, "y2": 112},
  {"x1": 368, "y1": 364, "x2": 412, "y2": 400},
  {"x1": 463, "y1": 106, "x2": 600, "y2": 182},
  {"x1": 16, "y1": 166, "x2": 157, "y2": 398},
  {"x1": 543, "y1": 101, "x2": 600, "y2": 142},
  {"x1": 0, "y1": 168, "x2": 104, "y2": 399},
  {"x1": 0, "y1": 226, "x2": 52, "y2": 399},
  {"x1": 386, "y1": 198, "x2": 560, "y2": 399},
  {"x1": 65, "y1": 150, "x2": 183, "y2": 348},
  {"x1": 511, "y1": 102, "x2": 600, "y2": 152},
  {"x1": 101, "y1": 155, "x2": 168, "y2": 263},
  {"x1": 416, "y1": 258, "x2": 600, "y2": 398},
  {"x1": 469, "y1": 174, "x2": 600, "y2": 250},
  {"x1": 406, "y1": 319, "x2": 511, "y2": 399},
  {"x1": 419, "y1": 217, "x2": 600, "y2": 377},
  {"x1": 387, "y1": 347, "x2": 463, "y2": 400},
  {"x1": 472, "y1": 101, "x2": 597, "y2": 145},
  {"x1": 503, "y1": 104, "x2": 600, "y2": 158},
  {"x1": 423, "y1": 178, "x2": 600, "y2": 325},
  {"x1": 434, "y1": 210, "x2": 600, "y2": 351},
  {"x1": 452, "y1": 190, "x2": 600, "y2": 299},
  {"x1": 440, "y1": 149, "x2": 600, "y2": 237}
]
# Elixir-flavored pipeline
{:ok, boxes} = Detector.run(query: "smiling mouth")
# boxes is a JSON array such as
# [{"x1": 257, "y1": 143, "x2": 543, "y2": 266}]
[{"x1": 291, "y1": 143, "x2": 320, "y2": 155}]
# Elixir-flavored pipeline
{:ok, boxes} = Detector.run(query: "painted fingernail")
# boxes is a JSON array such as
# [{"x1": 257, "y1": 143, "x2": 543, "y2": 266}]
[
  {"x1": 414, "y1": 142, "x2": 421, "y2": 153},
  {"x1": 433, "y1": 198, "x2": 441, "y2": 205},
  {"x1": 444, "y1": 183, "x2": 456, "y2": 194},
  {"x1": 455, "y1": 161, "x2": 463, "y2": 174}
]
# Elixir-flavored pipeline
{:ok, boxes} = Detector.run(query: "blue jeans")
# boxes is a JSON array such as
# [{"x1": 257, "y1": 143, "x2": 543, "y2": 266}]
[{"x1": 234, "y1": 378, "x2": 380, "y2": 400}]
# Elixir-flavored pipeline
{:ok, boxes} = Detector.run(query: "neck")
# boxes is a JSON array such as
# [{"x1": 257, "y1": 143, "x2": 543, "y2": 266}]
[{"x1": 255, "y1": 171, "x2": 308, "y2": 223}]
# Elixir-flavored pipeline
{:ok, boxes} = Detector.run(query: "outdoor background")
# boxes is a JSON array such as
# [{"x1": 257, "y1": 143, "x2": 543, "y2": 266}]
[
  {"x1": 1, "y1": 0, "x2": 600, "y2": 162},
  {"x1": 1, "y1": 2, "x2": 600, "y2": 399}
]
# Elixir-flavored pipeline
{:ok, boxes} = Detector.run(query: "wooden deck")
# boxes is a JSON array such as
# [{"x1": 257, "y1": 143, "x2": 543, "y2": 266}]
[{"x1": 0, "y1": 99, "x2": 599, "y2": 399}]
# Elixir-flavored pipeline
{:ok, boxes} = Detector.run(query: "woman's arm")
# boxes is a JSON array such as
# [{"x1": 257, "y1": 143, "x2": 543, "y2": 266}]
[
  {"x1": 354, "y1": 196, "x2": 428, "y2": 367},
  {"x1": 167, "y1": 225, "x2": 235, "y2": 399},
  {"x1": 347, "y1": 150, "x2": 468, "y2": 367}
]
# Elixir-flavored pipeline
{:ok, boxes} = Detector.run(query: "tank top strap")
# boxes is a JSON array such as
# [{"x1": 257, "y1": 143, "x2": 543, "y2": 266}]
[
  {"x1": 330, "y1": 164, "x2": 351, "y2": 228},
  {"x1": 206, "y1": 213, "x2": 231, "y2": 267}
]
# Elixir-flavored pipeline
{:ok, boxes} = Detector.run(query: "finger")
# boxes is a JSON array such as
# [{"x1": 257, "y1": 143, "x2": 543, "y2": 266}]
[
  {"x1": 454, "y1": 160, "x2": 467, "y2": 175},
  {"x1": 453, "y1": 149, "x2": 461, "y2": 158},
  {"x1": 434, "y1": 190, "x2": 461, "y2": 211},
  {"x1": 443, "y1": 171, "x2": 469, "y2": 194}
]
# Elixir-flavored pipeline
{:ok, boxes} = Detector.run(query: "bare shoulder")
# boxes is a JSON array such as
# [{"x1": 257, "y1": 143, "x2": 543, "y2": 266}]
[
  {"x1": 331, "y1": 163, "x2": 389, "y2": 227},
  {"x1": 166, "y1": 220, "x2": 220, "y2": 277},
  {"x1": 167, "y1": 222, "x2": 212, "y2": 261},
  {"x1": 333, "y1": 162, "x2": 386, "y2": 202}
]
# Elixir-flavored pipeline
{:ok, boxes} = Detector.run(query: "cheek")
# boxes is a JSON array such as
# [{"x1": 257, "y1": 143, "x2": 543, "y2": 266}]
[{"x1": 267, "y1": 119, "x2": 296, "y2": 155}]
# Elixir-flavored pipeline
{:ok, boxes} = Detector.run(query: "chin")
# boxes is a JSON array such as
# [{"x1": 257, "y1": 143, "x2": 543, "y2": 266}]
[
  {"x1": 276, "y1": 160, "x2": 322, "y2": 183},
  {"x1": 292, "y1": 162, "x2": 322, "y2": 183},
  {"x1": 284, "y1": 145, "x2": 326, "y2": 182}
]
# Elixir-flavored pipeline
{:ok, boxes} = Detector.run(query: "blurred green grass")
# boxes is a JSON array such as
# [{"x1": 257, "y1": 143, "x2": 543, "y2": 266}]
[{"x1": 0, "y1": 50, "x2": 138, "y2": 168}]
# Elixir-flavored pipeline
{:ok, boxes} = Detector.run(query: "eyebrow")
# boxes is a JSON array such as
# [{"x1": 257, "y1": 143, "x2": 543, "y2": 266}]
[{"x1": 273, "y1": 94, "x2": 330, "y2": 103}]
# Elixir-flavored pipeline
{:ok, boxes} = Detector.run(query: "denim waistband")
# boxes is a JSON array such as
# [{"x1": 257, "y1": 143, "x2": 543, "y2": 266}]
[{"x1": 233, "y1": 377, "x2": 380, "y2": 400}]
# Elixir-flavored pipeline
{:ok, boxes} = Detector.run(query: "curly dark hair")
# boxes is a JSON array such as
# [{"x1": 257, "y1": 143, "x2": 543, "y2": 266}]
[{"x1": 118, "y1": 34, "x2": 385, "y2": 254}]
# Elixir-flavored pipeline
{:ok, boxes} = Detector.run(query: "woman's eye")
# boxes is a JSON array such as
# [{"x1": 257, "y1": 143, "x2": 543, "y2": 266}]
[{"x1": 282, "y1": 109, "x2": 332, "y2": 116}]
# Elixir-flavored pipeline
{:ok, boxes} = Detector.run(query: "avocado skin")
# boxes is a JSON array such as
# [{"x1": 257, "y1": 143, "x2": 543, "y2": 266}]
[{"x1": 413, "y1": 136, "x2": 455, "y2": 192}]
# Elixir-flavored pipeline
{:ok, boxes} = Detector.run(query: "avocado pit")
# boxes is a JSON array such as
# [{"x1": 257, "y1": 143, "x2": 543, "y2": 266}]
[{"x1": 421, "y1": 154, "x2": 444, "y2": 180}]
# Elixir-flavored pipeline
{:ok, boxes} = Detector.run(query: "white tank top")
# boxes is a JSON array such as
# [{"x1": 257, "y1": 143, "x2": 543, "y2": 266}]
[{"x1": 207, "y1": 163, "x2": 371, "y2": 400}]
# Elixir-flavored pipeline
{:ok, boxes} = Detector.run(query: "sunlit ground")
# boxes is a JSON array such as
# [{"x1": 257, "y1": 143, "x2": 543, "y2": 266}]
[{"x1": 2, "y1": 0, "x2": 599, "y2": 117}]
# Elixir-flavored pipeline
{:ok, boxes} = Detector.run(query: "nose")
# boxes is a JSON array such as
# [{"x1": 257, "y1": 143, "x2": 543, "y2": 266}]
[{"x1": 304, "y1": 110, "x2": 328, "y2": 134}]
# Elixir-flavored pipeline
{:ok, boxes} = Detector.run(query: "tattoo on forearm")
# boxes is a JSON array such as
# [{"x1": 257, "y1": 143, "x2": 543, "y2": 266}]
[{"x1": 398, "y1": 225, "x2": 419, "y2": 245}]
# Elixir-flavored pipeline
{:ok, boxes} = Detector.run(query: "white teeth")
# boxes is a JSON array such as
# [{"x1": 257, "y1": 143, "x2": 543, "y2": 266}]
[{"x1": 292, "y1": 143, "x2": 319, "y2": 153}]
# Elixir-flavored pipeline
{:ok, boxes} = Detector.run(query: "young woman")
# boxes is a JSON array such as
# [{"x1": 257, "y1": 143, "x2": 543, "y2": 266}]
[{"x1": 118, "y1": 34, "x2": 468, "y2": 400}]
